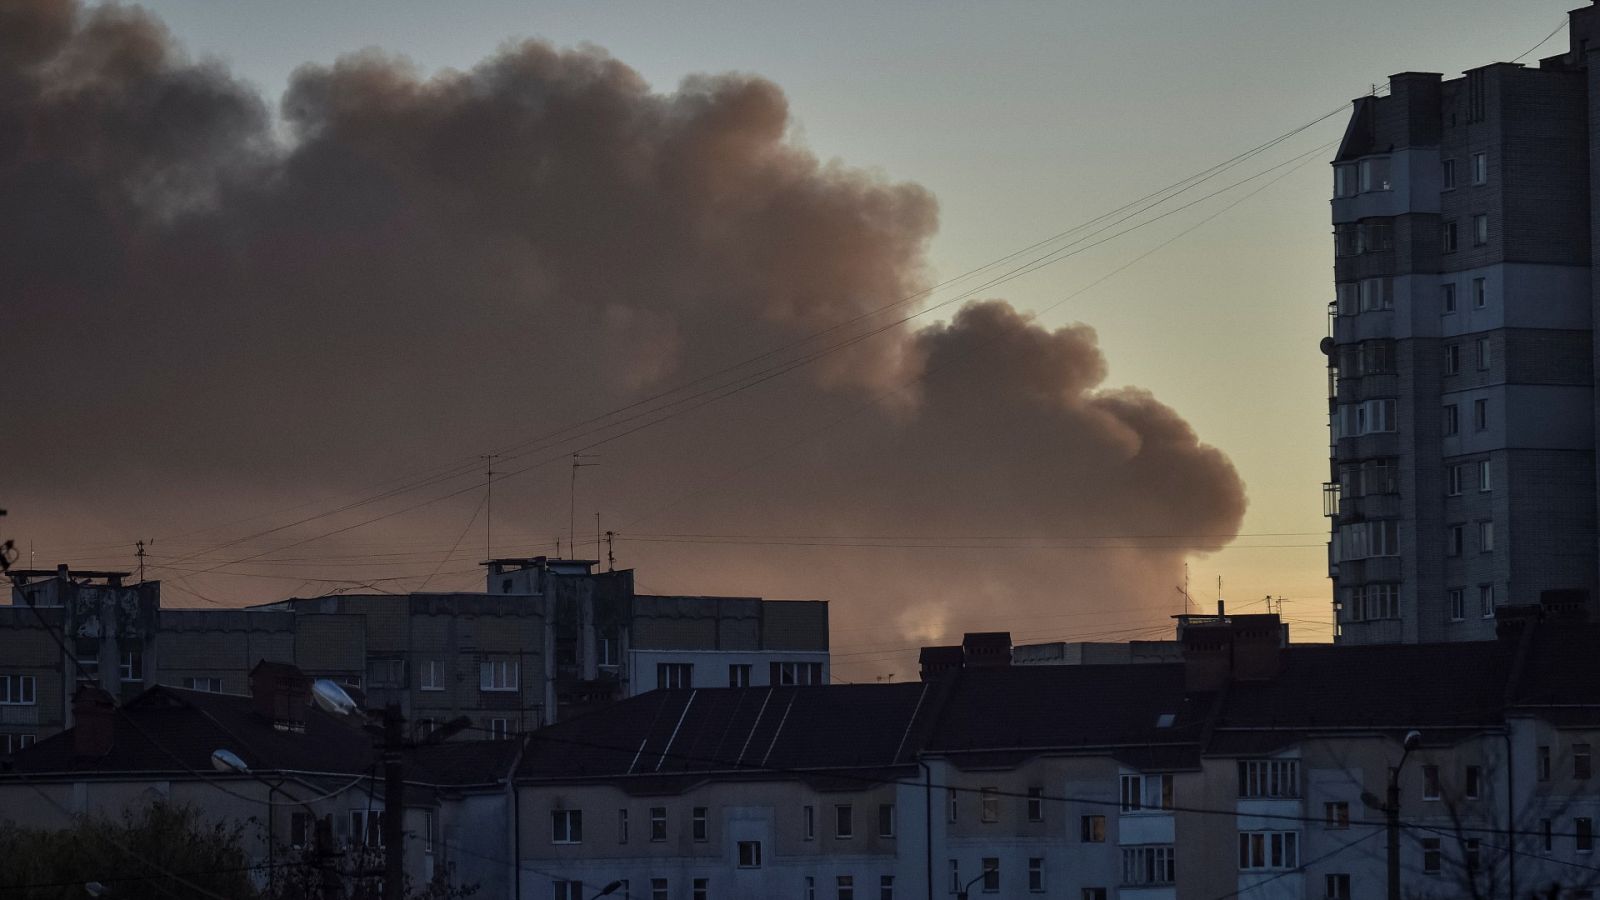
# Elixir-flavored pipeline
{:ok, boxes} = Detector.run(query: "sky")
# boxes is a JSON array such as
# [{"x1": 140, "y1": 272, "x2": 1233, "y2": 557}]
[{"x1": 0, "y1": 0, "x2": 1581, "y2": 679}]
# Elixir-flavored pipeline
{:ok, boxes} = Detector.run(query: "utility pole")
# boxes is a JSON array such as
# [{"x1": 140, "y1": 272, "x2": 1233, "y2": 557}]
[
  {"x1": 135, "y1": 540, "x2": 146, "y2": 583},
  {"x1": 605, "y1": 530, "x2": 615, "y2": 572},
  {"x1": 383, "y1": 705, "x2": 405, "y2": 900},
  {"x1": 480, "y1": 455, "x2": 499, "y2": 561},
  {"x1": 569, "y1": 453, "x2": 599, "y2": 556}
]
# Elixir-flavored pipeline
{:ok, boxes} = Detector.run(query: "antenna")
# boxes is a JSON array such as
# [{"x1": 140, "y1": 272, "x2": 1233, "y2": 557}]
[
  {"x1": 480, "y1": 454, "x2": 499, "y2": 561},
  {"x1": 569, "y1": 453, "x2": 600, "y2": 557},
  {"x1": 605, "y1": 530, "x2": 616, "y2": 572}
]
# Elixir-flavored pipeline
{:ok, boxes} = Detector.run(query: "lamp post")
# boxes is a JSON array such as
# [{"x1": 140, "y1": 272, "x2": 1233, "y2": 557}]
[
  {"x1": 587, "y1": 881, "x2": 624, "y2": 899},
  {"x1": 954, "y1": 863, "x2": 997, "y2": 900},
  {"x1": 1363, "y1": 729, "x2": 1422, "y2": 900},
  {"x1": 212, "y1": 747, "x2": 342, "y2": 900}
]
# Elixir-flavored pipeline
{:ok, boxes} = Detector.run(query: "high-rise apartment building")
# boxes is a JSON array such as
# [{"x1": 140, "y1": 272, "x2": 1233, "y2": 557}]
[{"x1": 1327, "y1": 4, "x2": 1600, "y2": 643}]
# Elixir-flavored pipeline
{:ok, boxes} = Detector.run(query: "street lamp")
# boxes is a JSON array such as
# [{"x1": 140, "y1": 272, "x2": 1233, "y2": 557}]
[
  {"x1": 211, "y1": 747, "x2": 327, "y2": 896},
  {"x1": 954, "y1": 863, "x2": 997, "y2": 900},
  {"x1": 1363, "y1": 729, "x2": 1422, "y2": 900},
  {"x1": 588, "y1": 881, "x2": 624, "y2": 899}
]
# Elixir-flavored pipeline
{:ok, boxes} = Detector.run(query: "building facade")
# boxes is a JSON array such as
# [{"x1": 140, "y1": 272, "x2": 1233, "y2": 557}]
[
  {"x1": 1326, "y1": 4, "x2": 1600, "y2": 644},
  {"x1": 2, "y1": 559, "x2": 828, "y2": 747}
]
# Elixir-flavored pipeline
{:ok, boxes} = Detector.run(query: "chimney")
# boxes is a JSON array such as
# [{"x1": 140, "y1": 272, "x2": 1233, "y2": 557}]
[
  {"x1": 961, "y1": 632, "x2": 1013, "y2": 669},
  {"x1": 1181, "y1": 623, "x2": 1232, "y2": 692},
  {"x1": 1229, "y1": 615, "x2": 1285, "y2": 681},
  {"x1": 72, "y1": 685, "x2": 117, "y2": 758},
  {"x1": 249, "y1": 661, "x2": 311, "y2": 731}
]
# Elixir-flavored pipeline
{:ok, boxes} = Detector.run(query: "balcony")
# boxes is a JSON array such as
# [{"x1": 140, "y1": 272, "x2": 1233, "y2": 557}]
[{"x1": 1322, "y1": 483, "x2": 1341, "y2": 517}]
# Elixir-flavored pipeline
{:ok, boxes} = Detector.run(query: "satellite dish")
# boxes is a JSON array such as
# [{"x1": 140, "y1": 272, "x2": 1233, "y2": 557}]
[
  {"x1": 211, "y1": 748, "x2": 249, "y2": 774},
  {"x1": 1320, "y1": 337, "x2": 1336, "y2": 356},
  {"x1": 312, "y1": 679, "x2": 360, "y2": 717}
]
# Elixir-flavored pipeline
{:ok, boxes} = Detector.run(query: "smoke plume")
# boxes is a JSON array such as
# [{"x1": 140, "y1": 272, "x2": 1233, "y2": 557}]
[{"x1": 0, "y1": 0, "x2": 1246, "y2": 673}]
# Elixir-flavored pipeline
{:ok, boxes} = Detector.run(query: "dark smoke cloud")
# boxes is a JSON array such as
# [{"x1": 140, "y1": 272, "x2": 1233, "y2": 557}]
[{"x1": 0, "y1": 0, "x2": 1246, "y2": 667}]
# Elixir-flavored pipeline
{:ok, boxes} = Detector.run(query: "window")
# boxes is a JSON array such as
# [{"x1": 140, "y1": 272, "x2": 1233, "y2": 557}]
[
  {"x1": 1538, "y1": 745, "x2": 1552, "y2": 781},
  {"x1": 1543, "y1": 818, "x2": 1554, "y2": 851},
  {"x1": 1423, "y1": 837, "x2": 1441, "y2": 874},
  {"x1": 1423, "y1": 765, "x2": 1441, "y2": 800},
  {"x1": 1082, "y1": 891, "x2": 1108, "y2": 900},
  {"x1": 878, "y1": 803, "x2": 895, "y2": 837},
  {"x1": 1471, "y1": 152, "x2": 1487, "y2": 185},
  {"x1": 349, "y1": 810, "x2": 385, "y2": 848},
  {"x1": 980, "y1": 788, "x2": 999, "y2": 822},
  {"x1": 415, "y1": 717, "x2": 436, "y2": 740},
  {"x1": 1474, "y1": 398, "x2": 1488, "y2": 431},
  {"x1": 1443, "y1": 404, "x2": 1459, "y2": 436},
  {"x1": 420, "y1": 660, "x2": 444, "y2": 691},
  {"x1": 835, "y1": 804, "x2": 853, "y2": 839},
  {"x1": 369, "y1": 657, "x2": 405, "y2": 687},
  {"x1": 182, "y1": 676, "x2": 221, "y2": 693},
  {"x1": 947, "y1": 788, "x2": 958, "y2": 823},
  {"x1": 1027, "y1": 858, "x2": 1044, "y2": 892},
  {"x1": 1026, "y1": 787, "x2": 1043, "y2": 822},
  {"x1": 1360, "y1": 277, "x2": 1393, "y2": 311},
  {"x1": 1441, "y1": 158, "x2": 1457, "y2": 189},
  {"x1": 1444, "y1": 344, "x2": 1460, "y2": 376},
  {"x1": 1442, "y1": 221, "x2": 1458, "y2": 253},
  {"x1": 1326, "y1": 874, "x2": 1352, "y2": 900},
  {"x1": 1473, "y1": 277, "x2": 1487, "y2": 308},
  {"x1": 343, "y1": 674, "x2": 362, "y2": 689},
  {"x1": 1081, "y1": 815, "x2": 1106, "y2": 842},
  {"x1": 1473, "y1": 214, "x2": 1488, "y2": 246},
  {"x1": 949, "y1": 860, "x2": 960, "y2": 893},
  {"x1": 290, "y1": 812, "x2": 312, "y2": 849},
  {"x1": 693, "y1": 878, "x2": 708, "y2": 900},
  {"x1": 551, "y1": 809, "x2": 582, "y2": 843},
  {"x1": 1479, "y1": 521, "x2": 1494, "y2": 552},
  {"x1": 1480, "y1": 584, "x2": 1495, "y2": 618},
  {"x1": 553, "y1": 881, "x2": 582, "y2": 900},
  {"x1": 837, "y1": 875, "x2": 854, "y2": 900},
  {"x1": 1447, "y1": 464, "x2": 1464, "y2": 496},
  {"x1": 618, "y1": 809, "x2": 628, "y2": 843},
  {"x1": 1360, "y1": 222, "x2": 1393, "y2": 252},
  {"x1": 597, "y1": 634, "x2": 618, "y2": 667},
  {"x1": 1476, "y1": 337, "x2": 1490, "y2": 370},
  {"x1": 737, "y1": 839, "x2": 762, "y2": 868},
  {"x1": 1449, "y1": 589, "x2": 1465, "y2": 622},
  {"x1": 1238, "y1": 831, "x2": 1299, "y2": 870},
  {"x1": 1120, "y1": 773, "x2": 1174, "y2": 811},
  {"x1": 0, "y1": 675, "x2": 37, "y2": 705},
  {"x1": 980, "y1": 859, "x2": 999, "y2": 893},
  {"x1": 650, "y1": 807, "x2": 666, "y2": 841},
  {"x1": 1577, "y1": 743, "x2": 1592, "y2": 780},
  {"x1": 1580, "y1": 818, "x2": 1594, "y2": 853},
  {"x1": 1441, "y1": 283, "x2": 1457, "y2": 314},
  {"x1": 1478, "y1": 460, "x2": 1492, "y2": 492},
  {"x1": 1335, "y1": 224, "x2": 1360, "y2": 257},
  {"x1": 806, "y1": 876, "x2": 816, "y2": 900},
  {"x1": 879, "y1": 875, "x2": 894, "y2": 900},
  {"x1": 1448, "y1": 525, "x2": 1465, "y2": 557},
  {"x1": 772, "y1": 661, "x2": 824, "y2": 685},
  {"x1": 692, "y1": 806, "x2": 708, "y2": 841},
  {"x1": 1334, "y1": 164, "x2": 1358, "y2": 198},
  {"x1": 657, "y1": 662, "x2": 692, "y2": 689},
  {"x1": 1325, "y1": 801, "x2": 1350, "y2": 829},
  {"x1": 1359, "y1": 157, "x2": 1392, "y2": 192},
  {"x1": 651, "y1": 879, "x2": 668, "y2": 900},
  {"x1": 1354, "y1": 583, "x2": 1401, "y2": 620},
  {"x1": 120, "y1": 650, "x2": 143, "y2": 682},
  {"x1": 489, "y1": 717, "x2": 509, "y2": 740},
  {"x1": 804, "y1": 805, "x2": 815, "y2": 840},
  {"x1": 480, "y1": 657, "x2": 518, "y2": 692},
  {"x1": 728, "y1": 664, "x2": 751, "y2": 687},
  {"x1": 1121, "y1": 846, "x2": 1176, "y2": 886},
  {"x1": 1238, "y1": 759, "x2": 1301, "y2": 798},
  {"x1": 1465, "y1": 765, "x2": 1481, "y2": 799}
]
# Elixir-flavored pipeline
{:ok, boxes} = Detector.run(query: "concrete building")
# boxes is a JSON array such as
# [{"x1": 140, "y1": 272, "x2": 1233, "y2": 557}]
[
  {"x1": 1325, "y1": 2, "x2": 1600, "y2": 643},
  {"x1": 2, "y1": 559, "x2": 828, "y2": 747}
]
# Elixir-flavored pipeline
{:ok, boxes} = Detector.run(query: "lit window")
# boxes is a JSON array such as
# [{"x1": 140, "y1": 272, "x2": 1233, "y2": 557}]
[{"x1": 1081, "y1": 815, "x2": 1106, "y2": 842}]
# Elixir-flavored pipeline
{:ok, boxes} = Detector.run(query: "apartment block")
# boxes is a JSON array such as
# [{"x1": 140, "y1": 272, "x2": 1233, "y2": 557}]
[
  {"x1": 1325, "y1": 3, "x2": 1600, "y2": 643},
  {"x1": 2, "y1": 558, "x2": 828, "y2": 746}
]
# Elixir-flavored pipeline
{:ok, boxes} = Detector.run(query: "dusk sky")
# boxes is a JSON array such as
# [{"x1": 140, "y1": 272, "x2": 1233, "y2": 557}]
[{"x1": 2, "y1": 0, "x2": 1580, "y2": 679}]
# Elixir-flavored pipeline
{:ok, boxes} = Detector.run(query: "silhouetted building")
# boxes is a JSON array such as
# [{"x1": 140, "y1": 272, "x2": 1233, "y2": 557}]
[{"x1": 1326, "y1": 3, "x2": 1600, "y2": 642}]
